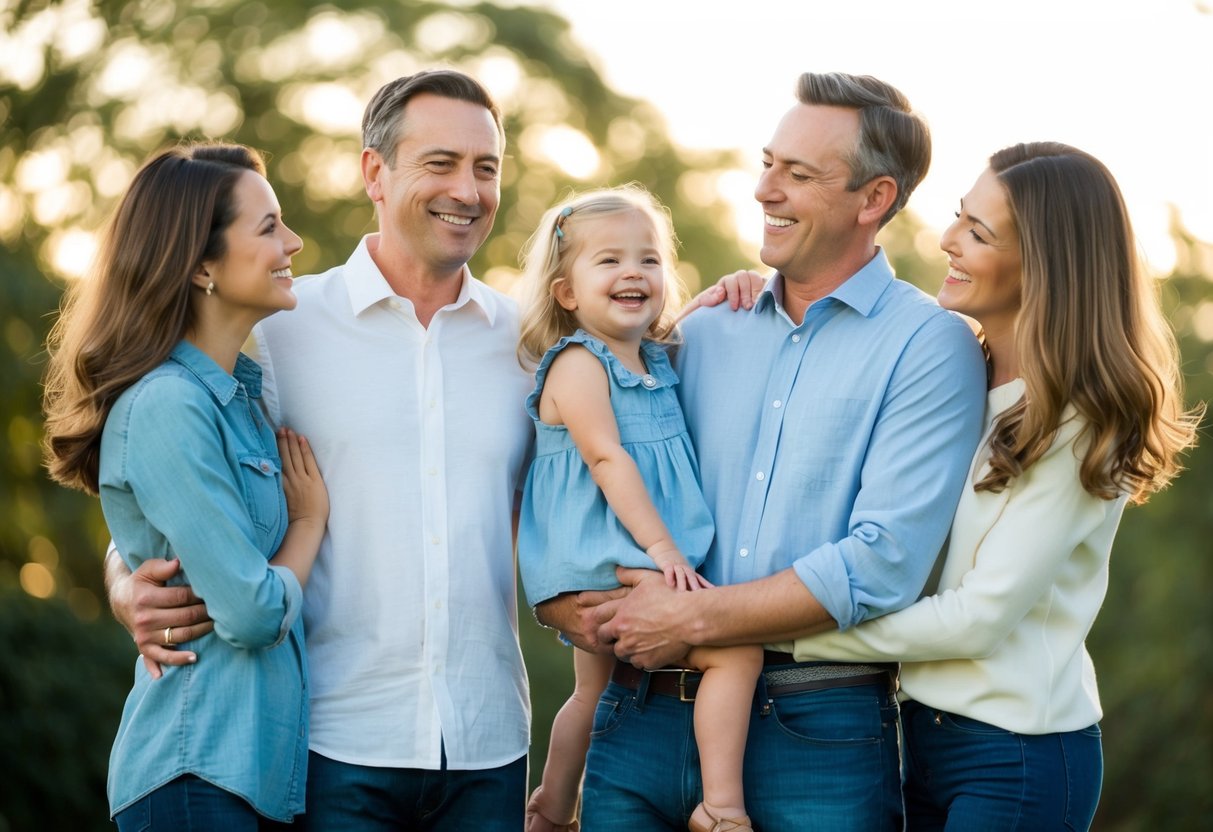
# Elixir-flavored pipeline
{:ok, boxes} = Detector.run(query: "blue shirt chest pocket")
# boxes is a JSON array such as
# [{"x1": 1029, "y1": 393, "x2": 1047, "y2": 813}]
[{"x1": 237, "y1": 453, "x2": 283, "y2": 535}]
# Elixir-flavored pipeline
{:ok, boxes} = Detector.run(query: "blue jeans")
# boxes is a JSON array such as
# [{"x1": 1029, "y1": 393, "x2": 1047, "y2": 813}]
[
  {"x1": 901, "y1": 699, "x2": 1103, "y2": 831},
  {"x1": 298, "y1": 750, "x2": 526, "y2": 831},
  {"x1": 113, "y1": 775, "x2": 295, "y2": 831},
  {"x1": 582, "y1": 675, "x2": 902, "y2": 831}
]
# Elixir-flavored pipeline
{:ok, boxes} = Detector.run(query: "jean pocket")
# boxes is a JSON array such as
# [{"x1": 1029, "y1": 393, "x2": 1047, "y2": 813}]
[
  {"x1": 113, "y1": 799, "x2": 151, "y2": 832},
  {"x1": 589, "y1": 686, "x2": 636, "y2": 739},
  {"x1": 238, "y1": 453, "x2": 282, "y2": 533},
  {"x1": 768, "y1": 687, "x2": 885, "y2": 746},
  {"x1": 937, "y1": 711, "x2": 1014, "y2": 737}
]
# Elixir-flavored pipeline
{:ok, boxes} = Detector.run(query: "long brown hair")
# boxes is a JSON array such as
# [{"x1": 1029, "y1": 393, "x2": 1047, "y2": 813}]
[
  {"x1": 42, "y1": 142, "x2": 265, "y2": 494},
  {"x1": 976, "y1": 142, "x2": 1202, "y2": 503}
]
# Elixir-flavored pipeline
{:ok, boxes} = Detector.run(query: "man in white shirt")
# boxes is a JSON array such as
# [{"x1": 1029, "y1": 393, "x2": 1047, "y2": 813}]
[{"x1": 105, "y1": 70, "x2": 534, "y2": 830}]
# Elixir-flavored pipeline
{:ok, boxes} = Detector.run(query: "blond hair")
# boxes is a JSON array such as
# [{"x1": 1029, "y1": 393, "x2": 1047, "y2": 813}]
[
  {"x1": 517, "y1": 184, "x2": 688, "y2": 365},
  {"x1": 976, "y1": 142, "x2": 1202, "y2": 503}
]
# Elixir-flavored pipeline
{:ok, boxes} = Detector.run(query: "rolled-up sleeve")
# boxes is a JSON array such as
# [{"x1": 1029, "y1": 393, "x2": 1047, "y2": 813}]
[{"x1": 793, "y1": 311, "x2": 986, "y2": 628}]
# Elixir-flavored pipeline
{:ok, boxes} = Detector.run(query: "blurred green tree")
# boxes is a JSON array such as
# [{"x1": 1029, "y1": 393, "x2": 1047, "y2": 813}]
[{"x1": 1, "y1": 1, "x2": 1209, "y2": 829}]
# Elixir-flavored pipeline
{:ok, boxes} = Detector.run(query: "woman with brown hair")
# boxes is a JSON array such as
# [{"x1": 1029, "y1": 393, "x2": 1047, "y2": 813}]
[
  {"x1": 43, "y1": 143, "x2": 327, "y2": 829},
  {"x1": 788, "y1": 142, "x2": 1202, "y2": 829}
]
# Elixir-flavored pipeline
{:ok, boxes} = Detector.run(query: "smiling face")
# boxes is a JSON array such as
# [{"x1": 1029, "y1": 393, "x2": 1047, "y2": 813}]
[
  {"x1": 202, "y1": 170, "x2": 302, "y2": 320},
  {"x1": 754, "y1": 103, "x2": 871, "y2": 284},
  {"x1": 552, "y1": 209, "x2": 667, "y2": 349},
  {"x1": 938, "y1": 167, "x2": 1023, "y2": 335},
  {"x1": 364, "y1": 93, "x2": 501, "y2": 281}
]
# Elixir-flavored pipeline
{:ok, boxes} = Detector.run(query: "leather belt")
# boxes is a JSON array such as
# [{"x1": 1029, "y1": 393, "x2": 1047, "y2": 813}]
[{"x1": 610, "y1": 651, "x2": 897, "y2": 703}]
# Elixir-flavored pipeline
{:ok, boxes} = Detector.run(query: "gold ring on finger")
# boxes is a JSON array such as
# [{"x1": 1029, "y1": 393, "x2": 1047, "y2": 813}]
[{"x1": 163, "y1": 626, "x2": 174, "y2": 646}]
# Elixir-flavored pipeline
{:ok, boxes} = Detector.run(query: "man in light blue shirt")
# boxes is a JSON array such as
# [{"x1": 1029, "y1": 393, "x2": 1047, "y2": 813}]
[{"x1": 543, "y1": 72, "x2": 986, "y2": 830}]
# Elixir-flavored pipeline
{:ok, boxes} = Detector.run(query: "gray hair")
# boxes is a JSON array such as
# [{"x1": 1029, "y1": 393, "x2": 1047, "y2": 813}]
[{"x1": 796, "y1": 72, "x2": 931, "y2": 226}]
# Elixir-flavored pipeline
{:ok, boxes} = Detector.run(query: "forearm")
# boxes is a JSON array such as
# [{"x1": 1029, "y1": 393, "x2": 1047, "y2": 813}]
[
  {"x1": 104, "y1": 542, "x2": 135, "y2": 631},
  {"x1": 268, "y1": 519, "x2": 325, "y2": 588},
  {"x1": 685, "y1": 568, "x2": 836, "y2": 647},
  {"x1": 590, "y1": 449, "x2": 677, "y2": 557}
]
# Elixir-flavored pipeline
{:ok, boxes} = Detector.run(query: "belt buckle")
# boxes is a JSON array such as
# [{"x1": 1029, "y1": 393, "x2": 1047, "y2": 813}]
[{"x1": 678, "y1": 670, "x2": 696, "y2": 702}]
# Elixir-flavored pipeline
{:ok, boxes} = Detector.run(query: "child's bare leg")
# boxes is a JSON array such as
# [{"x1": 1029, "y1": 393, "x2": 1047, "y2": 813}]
[
  {"x1": 685, "y1": 644, "x2": 764, "y2": 823},
  {"x1": 529, "y1": 648, "x2": 614, "y2": 827}
]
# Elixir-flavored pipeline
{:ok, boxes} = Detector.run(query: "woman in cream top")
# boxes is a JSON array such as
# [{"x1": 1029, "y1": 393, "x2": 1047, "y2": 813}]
[{"x1": 788, "y1": 143, "x2": 1201, "y2": 830}]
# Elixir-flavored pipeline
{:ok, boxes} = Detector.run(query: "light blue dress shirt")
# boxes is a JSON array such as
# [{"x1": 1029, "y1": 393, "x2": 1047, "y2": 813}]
[
  {"x1": 518, "y1": 330, "x2": 715, "y2": 606},
  {"x1": 677, "y1": 250, "x2": 986, "y2": 629},
  {"x1": 98, "y1": 340, "x2": 307, "y2": 821}
]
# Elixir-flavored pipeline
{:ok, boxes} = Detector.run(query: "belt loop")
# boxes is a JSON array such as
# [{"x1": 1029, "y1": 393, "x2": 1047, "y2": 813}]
[{"x1": 634, "y1": 668, "x2": 651, "y2": 713}]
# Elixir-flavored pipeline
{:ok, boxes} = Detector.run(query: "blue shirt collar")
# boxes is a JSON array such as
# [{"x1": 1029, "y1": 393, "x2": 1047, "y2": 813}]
[
  {"x1": 755, "y1": 247, "x2": 895, "y2": 320},
  {"x1": 169, "y1": 340, "x2": 262, "y2": 404},
  {"x1": 344, "y1": 234, "x2": 496, "y2": 325}
]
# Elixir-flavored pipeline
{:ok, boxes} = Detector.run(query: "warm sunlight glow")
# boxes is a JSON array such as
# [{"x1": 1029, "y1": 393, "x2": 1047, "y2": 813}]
[
  {"x1": 543, "y1": 0, "x2": 1211, "y2": 278},
  {"x1": 292, "y1": 83, "x2": 364, "y2": 135},
  {"x1": 524, "y1": 125, "x2": 600, "y2": 180},
  {"x1": 414, "y1": 11, "x2": 493, "y2": 55},
  {"x1": 47, "y1": 228, "x2": 99, "y2": 280},
  {"x1": 20, "y1": 562, "x2": 56, "y2": 599}
]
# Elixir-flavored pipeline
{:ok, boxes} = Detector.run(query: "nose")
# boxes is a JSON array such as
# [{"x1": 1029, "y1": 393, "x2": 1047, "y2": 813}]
[
  {"x1": 283, "y1": 223, "x2": 304, "y2": 257},
  {"x1": 939, "y1": 218, "x2": 960, "y2": 257},
  {"x1": 754, "y1": 166, "x2": 778, "y2": 205},
  {"x1": 448, "y1": 164, "x2": 480, "y2": 205}
]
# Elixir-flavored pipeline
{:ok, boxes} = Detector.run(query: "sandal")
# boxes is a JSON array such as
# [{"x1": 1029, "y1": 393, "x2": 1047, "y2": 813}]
[{"x1": 688, "y1": 802, "x2": 753, "y2": 832}]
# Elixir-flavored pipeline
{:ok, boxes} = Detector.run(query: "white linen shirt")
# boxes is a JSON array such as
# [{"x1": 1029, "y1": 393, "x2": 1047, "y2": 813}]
[
  {"x1": 249, "y1": 235, "x2": 534, "y2": 769},
  {"x1": 793, "y1": 379, "x2": 1127, "y2": 734}
]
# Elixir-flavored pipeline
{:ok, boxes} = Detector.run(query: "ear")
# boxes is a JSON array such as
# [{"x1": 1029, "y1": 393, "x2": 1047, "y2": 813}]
[
  {"x1": 362, "y1": 148, "x2": 386, "y2": 204},
  {"x1": 551, "y1": 277, "x2": 578, "y2": 312},
  {"x1": 190, "y1": 263, "x2": 213, "y2": 292},
  {"x1": 857, "y1": 175, "x2": 898, "y2": 226}
]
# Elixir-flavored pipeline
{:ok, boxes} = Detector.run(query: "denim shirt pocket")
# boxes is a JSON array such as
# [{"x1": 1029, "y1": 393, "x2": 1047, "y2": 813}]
[{"x1": 238, "y1": 453, "x2": 283, "y2": 535}]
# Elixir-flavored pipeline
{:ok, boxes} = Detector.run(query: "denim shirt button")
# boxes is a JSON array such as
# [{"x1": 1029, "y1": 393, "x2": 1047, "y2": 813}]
[
  {"x1": 641, "y1": 374, "x2": 657, "y2": 389},
  {"x1": 260, "y1": 461, "x2": 271, "y2": 473}
]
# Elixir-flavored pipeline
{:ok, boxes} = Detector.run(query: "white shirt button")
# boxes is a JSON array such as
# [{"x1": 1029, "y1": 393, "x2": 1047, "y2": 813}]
[
  {"x1": 641, "y1": 374, "x2": 657, "y2": 388},
  {"x1": 791, "y1": 333, "x2": 801, "y2": 343},
  {"x1": 756, "y1": 471, "x2": 765, "y2": 481},
  {"x1": 772, "y1": 400, "x2": 782, "y2": 409},
  {"x1": 739, "y1": 548, "x2": 749, "y2": 558},
  {"x1": 430, "y1": 536, "x2": 441, "y2": 545}
]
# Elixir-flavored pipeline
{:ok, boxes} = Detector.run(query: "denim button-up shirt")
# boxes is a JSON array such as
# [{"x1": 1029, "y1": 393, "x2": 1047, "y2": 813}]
[
  {"x1": 98, "y1": 340, "x2": 306, "y2": 821},
  {"x1": 677, "y1": 251, "x2": 986, "y2": 630}
]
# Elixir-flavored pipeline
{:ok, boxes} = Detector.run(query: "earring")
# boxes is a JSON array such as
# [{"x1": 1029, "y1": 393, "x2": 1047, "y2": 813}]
[{"x1": 206, "y1": 281, "x2": 214, "y2": 296}]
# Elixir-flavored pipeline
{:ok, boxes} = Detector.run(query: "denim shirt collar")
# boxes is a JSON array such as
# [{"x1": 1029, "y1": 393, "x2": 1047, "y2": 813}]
[
  {"x1": 169, "y1": 340, "x2": 262, "y2": 405},
  {"x1": 343, "y1": 234, "x2": 496, "y2": 325},
  {"x1": 755, "y1": 247, "x2": 895, "y2": 320}
]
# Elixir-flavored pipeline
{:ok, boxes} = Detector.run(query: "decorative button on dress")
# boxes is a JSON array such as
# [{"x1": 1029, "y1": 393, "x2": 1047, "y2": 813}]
[{"x1": 518, "y1": 330, "x2": 715, "y2": 607}]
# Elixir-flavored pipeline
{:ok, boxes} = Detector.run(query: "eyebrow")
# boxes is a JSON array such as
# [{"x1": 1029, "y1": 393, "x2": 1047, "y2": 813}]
[
  {"x1": 762, "y1": 147, "x2": 828, "y2": 176},
  {"x1": 420, "y1": 147, "x2": 501, "y2": 165}
]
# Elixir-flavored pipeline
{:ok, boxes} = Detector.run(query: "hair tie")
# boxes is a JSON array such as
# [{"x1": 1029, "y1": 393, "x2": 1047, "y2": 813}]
[{"x1": 554, "y1": 205, "x2": 573, "y2": 238}]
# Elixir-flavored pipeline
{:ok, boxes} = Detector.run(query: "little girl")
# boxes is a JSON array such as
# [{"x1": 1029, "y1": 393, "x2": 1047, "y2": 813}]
[{"x1": 516, "y1": 185, "x2": 762, "y2": 832}]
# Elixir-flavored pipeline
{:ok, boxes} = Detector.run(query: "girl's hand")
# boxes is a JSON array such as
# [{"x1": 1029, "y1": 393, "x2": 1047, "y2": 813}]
[
  {"x1": 526, "y1": 786, "x2": 579, "y2": 832},
  {"x1": 648, "y1": 545, "x2": 705, "y2": 592},
  {"x1": 278, "y1": 428, "x2": 329, "y2": 526}
]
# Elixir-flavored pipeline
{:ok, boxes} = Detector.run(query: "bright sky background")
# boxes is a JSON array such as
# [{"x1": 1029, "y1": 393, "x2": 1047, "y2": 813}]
[{"x1": 540, "y1": 0, "x2": 1213, "y2": 276}]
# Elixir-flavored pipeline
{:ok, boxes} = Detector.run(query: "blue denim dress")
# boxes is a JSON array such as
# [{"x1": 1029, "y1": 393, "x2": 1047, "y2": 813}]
[
  {"x1": 518, "y1": 330, "x2": 714, "y2": 607},
  {"x1": 98, "y1": 341, "x2": 307, "y2": 821}
]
